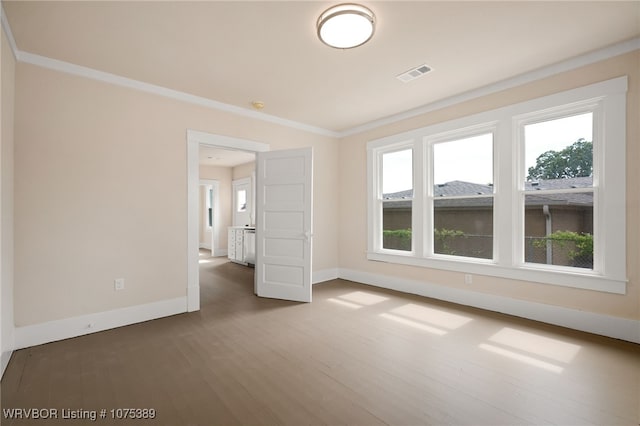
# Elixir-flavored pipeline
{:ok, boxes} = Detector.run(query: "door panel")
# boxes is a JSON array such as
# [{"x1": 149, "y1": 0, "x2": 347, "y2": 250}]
[{"x1": 255, "y1": 148, "x2": 313, "y2": 302}]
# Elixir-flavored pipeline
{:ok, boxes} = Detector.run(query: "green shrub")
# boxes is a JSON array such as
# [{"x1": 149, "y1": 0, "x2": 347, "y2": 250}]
[
  {"x1": 533, "y1": 230, "x2": 593, "y2": 263},
  {"x1": 382, "y1": 228, "x2": 412, "y2": 251},
  {"x1": 434, "y1": 228, "x2": 466, "y2": 255}
]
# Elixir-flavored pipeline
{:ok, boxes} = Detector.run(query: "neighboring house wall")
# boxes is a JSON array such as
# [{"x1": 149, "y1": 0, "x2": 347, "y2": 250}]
[
  {"x1": 338, "y1": 50, "x2": 640, "y2": 322},
  {"x1": 524, "y1": 205, "x2": 593, "y2": 266},
  {"x1": 383, "y1": 179, "x2": 592, "y2": 261},
  {"x1": 13, "y1": 62, "x2": 339, "y2": 328}
]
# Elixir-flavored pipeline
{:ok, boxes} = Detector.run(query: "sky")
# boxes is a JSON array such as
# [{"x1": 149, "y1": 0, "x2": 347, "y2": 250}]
[{"x1": 382, "y1": 112, "x2": 593, "y2": 194}]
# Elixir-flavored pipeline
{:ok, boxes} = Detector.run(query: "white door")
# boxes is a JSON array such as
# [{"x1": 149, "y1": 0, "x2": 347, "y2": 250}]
[{"x1": 255, "y1": 147, "x2": 313, "y2": 302}]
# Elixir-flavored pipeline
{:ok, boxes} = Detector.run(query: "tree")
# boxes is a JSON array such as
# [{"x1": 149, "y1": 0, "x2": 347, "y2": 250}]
[{"x1": 527, "y1": 138, "x2": 592, "y2": 181}]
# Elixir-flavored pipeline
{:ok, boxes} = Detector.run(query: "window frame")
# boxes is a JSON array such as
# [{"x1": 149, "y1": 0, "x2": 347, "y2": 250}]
[
  {"x1": 427, "y1": 125, "x2": 497, "y2": 262},
  {"x1": 515, "y1": 106, "x2": 598, "y2": 273},
  {"x1": 372, "y1": 142, "x2": 418, "y2": 256},
  {"x1": 367, "y1": 77, "x2": 627, "y2": 294}
]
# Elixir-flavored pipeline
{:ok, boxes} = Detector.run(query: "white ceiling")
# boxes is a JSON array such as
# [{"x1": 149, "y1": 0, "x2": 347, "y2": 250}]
[
  {"x1": 3, "y1": 1, "x2": 639, "y2": 136},
  {"x1": 199, "y1": 145, "x2": 255, "y2": 168}
]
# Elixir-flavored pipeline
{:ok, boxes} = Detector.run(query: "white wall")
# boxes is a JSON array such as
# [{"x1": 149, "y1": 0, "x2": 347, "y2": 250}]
[
  {"x1": 1, "y1": 24, "x2": 16, "y2": 375},
  {"x1": 337, "y1": 51, "x2": 640, "y2": 335},
  {"x1": 13, "y1": 61, "x2": 339, "y2": 331}
]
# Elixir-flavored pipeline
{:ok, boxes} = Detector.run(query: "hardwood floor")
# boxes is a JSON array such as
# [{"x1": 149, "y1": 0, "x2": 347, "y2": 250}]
[{"x1": 2, "y1": 251, "x2": 639, "y2": 425}]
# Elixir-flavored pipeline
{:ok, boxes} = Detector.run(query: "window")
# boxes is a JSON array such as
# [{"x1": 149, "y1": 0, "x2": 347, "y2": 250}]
[
  {"x1": 207, "y1": 188, "x2": 214, "y2": 227},
  {"x1": 237, "y1": 189, "x2": 247, "y2": 213},
  {"x1": 432, "y1": 133, "x2": 494, "y2": 259},
  {"x1": 381, "y1": 148, "x2": 413, "y2": 251},
  {"x1": 367, "y1": 77, "x2": 627, "y2": 294},
  {"x1": 522, "y1": 113, "x2": 594, "y2": 269}
]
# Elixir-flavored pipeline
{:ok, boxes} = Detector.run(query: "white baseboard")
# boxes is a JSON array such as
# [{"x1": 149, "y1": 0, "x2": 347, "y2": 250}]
[
  {"x1": 14, "y1": 297, "x2": 187, "y2": 350},
  {"x1": 313, "y1": 268, "x2": 339, "y2": 285},
  {"x1": 212, "y1": 249, "x2": 228, "y2": 257},
  {"x1": 11, "y1": 270, "x2": 638, "y2": 351},
  {"x1": 199, "y1": 243, "x2": 212, "y2": 250},
  {"x1": 339, "y1": 268, "x2": 640, "y2": 344}
]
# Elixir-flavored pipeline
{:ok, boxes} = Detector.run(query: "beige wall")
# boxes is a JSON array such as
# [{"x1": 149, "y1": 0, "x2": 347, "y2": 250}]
[
  {"x1": 199, "y1": 165, "x2": 232, "y2": 251},
  {"x1": 14, "y1": 63, "x2": 339, "y2": 327},
  {"x1": 232, "y1": 161, "x2": 255, "y2": 181},
  {"x1": 10, "y1": 35, "x2": 636, "y2": 334},
  {"x1": 1, "y1": 28, "x2": 16, "y2": 368},
  {"x1": 199, "y1": 162, "x2": 255, "y2": 250},
  {"x1": 338, "y1": 50, "x2": 640, "y2": 321}
]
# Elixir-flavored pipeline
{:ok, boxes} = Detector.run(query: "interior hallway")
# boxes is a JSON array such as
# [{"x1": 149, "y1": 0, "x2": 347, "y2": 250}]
[{"x1": 1, "y1": 251, "x2": 638, "y2": 425}]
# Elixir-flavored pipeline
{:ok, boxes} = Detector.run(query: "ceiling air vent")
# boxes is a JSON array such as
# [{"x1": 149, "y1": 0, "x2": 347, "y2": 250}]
[{"x1": 396, "y1": 64, "x2": 432, "y2": 83}]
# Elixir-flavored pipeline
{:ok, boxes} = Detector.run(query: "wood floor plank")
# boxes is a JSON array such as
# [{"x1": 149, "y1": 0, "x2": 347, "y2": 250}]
[{"x1": 2, "y1": 253, "x2": 639, "y2": 425}]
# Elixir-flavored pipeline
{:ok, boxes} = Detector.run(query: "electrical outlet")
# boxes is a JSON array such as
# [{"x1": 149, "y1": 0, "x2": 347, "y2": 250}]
[
  {"x1": 114, "y1": 278, "x2": 125, "y2": 291},
  {"x1": 464, "y1": 274, "x2": 473, "y2": 284}
]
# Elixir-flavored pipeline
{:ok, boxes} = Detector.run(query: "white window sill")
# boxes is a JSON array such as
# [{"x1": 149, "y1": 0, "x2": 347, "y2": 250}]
[{"x1": 366, "y1": 251, "x2": 627, "y2": 294}]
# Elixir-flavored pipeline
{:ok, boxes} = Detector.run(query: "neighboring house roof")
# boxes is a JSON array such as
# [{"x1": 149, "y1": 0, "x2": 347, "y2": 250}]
[
  {"x1": 523, "y1": 176, "x2": 593, "y2": 191},
  {"x1": 383, "y1": 177, "x2": 593, "y2": 209}
]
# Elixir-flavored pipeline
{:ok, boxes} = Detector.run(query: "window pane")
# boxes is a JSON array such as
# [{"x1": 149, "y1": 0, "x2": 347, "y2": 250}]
[
  {"x1": 383, "y1": 201, "x2": 411, "y2": 251},
  {"x1": 433, "y1": 197, "x2": 493, "y2": 259},
  {"x1": 208, "y1": 189, "x2": 214, "y2": 227},
  {"x1": 382, "y1": 149, "x2": 413, "y2": 251},
  {"x1": 525, "y1": 113, "x2": 593, "y2": 190},
  {"x1": 524, "y1": 192, "x2": 593, "y2": 269},
  {"x1": 237, "y1": 189, "x2": 247, "y2": 212},
  {"x1": 383, "y1": 149, "x2": 413, "y2": 194},
  {"x1": 433, "y1": 133, "x2": 493, "y2": 194}
]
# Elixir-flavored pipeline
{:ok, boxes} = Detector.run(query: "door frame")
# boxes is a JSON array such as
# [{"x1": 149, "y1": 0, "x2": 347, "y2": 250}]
[{"x1": 187, "y1": 130, "x2": 269, "y2": 312}]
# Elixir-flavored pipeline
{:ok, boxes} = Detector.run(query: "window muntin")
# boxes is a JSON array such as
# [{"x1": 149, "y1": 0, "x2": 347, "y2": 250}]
[
  {"x1": 366, "y1": 77, "x2": 626, "y2": 294},
  {"x1": 381, "y1": 148, "x2": 413, "y2": 251}
]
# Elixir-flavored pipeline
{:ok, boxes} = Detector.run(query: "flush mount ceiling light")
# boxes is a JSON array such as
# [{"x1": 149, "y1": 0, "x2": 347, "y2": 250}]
[
  {"x1": 251, "y1": 100, "x2": 265, "y2": 110},
  {"x1": 317, "y1": 3, "x2": 375, "y2": 49}
]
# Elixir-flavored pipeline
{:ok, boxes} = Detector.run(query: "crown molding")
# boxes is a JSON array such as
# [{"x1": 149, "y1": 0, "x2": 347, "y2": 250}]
[
  {"x1": 2, "y1": 3, "x2": 638, "y2": 140},
  {"x1": 17, "y1": 51, "x2": 340, "y2": 138},
  {"x1": 0, "y1": 2, "x2": 18, "y2": 60},
  {"x1": 339, "y1": 37, "x2": 640, "y2": 137},
  {"x1": 1, "y1": 3, "x2": 338, "y2": 138}
]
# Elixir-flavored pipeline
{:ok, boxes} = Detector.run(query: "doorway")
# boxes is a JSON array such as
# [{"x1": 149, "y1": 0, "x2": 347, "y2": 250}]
[
  {"x1": 187, "y1": 130, "x2": 269, "y2": 312},
  {"x1": 187, "y1": 130, "x2": 315, "y2": 311}
]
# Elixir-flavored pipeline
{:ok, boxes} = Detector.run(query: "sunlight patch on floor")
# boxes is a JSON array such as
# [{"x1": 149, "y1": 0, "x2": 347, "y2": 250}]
[
  {"x1": 327, "y1": 298, "x2": 363, "y2": 309},
  {"x1": 489, "y1": 328, "x2": 581, "y2": 363},
  {"x1": 338, "y1": 291, "x2": 389, "y2": 306},
  {"x1": 479, "y1": 343, "x2": 564, "y2": 373},
  {"x1": 379, "y1": 304, "x2": 472, "y2": 336},
  {"x1": 379, "y1": 313, "x2": 448, "y2": 335},
  {"x1": 327, "y1": 291, "x2": 390, "y2": 309},
  {"x1": 390, "y1": 304, "x2": 473, "y2": 330},
  {"x1": 479, "y1": 327, "x2": 582, "y2": 373}
]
